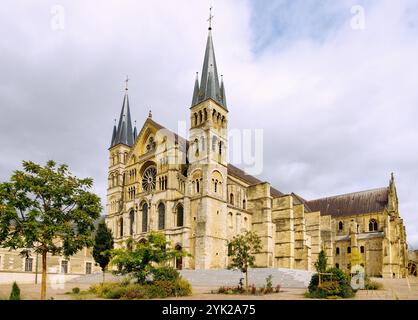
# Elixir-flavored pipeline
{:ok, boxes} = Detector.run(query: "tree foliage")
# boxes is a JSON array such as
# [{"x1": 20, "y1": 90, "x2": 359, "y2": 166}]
[
  {"x1": 314, "y1": 249, "x2": 328, "y2": 273},
  {"x1": 227, "y1": 231, "x2": 262, "y2": 288},
  {"x1": 93, "y1": 221, "x2": 114, "y2": 272},
  {"x1": 110, "y1": 232, "x2": 188, "y2": 284},
  {"x1": 9, "y1": 282, "x2": 21, "y2": 300},
  {"x1": 0, "y1": 160, "x2": 102, "y2": 299}
]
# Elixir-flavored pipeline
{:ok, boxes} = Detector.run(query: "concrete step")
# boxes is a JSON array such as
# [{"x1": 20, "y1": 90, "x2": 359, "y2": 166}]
[{"x1": 68, "y1": 268, "x2": 313, "y2": 289}]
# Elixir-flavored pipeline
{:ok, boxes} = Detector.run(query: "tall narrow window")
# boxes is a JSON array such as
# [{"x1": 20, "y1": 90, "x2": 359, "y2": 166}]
[
  {"x1": 243, "y1": 199, "x2": 246, "y2": 209},
  {"x1": 196, "y1": 180, "x2": 200, "y2": 193},
  {"x1": 347, "y1": 247, "x2": 351, "y2": 254},
  {"x1": 360, "y1": 246, "x2": 365, "y2": 253},
  {"x1": 229, "y1": 193, "x2": 234, "y2": 205},
  {"x1": 212, "y1": 136, "x2": 217, "y2": 151},
  {"x1": 25, "y1": 257, "x2": 33, "y2": 272},
  {"x1": 158, "y1": 203, "x2": 165, "y2": 230},
  {"x1": 119, "y1": 218, "x2": 124, "y2": 238},
  {"x1": 142, "y1": 203, "x2": 148, "y2": 232},
  {"x1": 338, "y1": 221, "x2": 344, "y2": 231},
  {"x1": 369, "y1": 219, "x2": 378, "y2": 231},
  {"x1": 129, "y1": 210, "x2": 135, "y2": 236},
  {"x1": 86, "y1": 262, "x2": 92, "y2": 275},
  {"x1": 177, "y1": 205, "x2": 184, "y2": 227},
  {"x1": 336, "y1": 247, "x2": 340, "y2": 255},
  {"x1": 61, "y1": 260, "x2": 68, "y2": 274}
]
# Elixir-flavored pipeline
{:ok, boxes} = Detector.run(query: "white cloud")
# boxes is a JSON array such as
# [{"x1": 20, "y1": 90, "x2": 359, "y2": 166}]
[{"x1": 0, "y1": 0, "x2": 417, "y2": 246}]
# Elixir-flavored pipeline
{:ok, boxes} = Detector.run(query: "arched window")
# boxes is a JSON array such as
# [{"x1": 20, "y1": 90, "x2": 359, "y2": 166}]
[
  {"x1": 228, "y1": 212, "x2": 233, "y2": 228},
  {"x1": 336, "y1": 247, "x2": 340, "y2": 255},
  {"x1": 338, "y1": 221, "x2": 344, "y2": 231},
  {"x1": 175, "y1": 244, "x2": 183, "y2": 270},
  {"x1": 219, "y1": 141, "x2": 222, "y2": 155},
  {"x1": 214, "y1": 180, "x2": 218, "y2": 193},
  {"x1": 347, "y1": 247, "x2": 351, "y2": 254},
  {"x1": 119, "y1": 217, "x2": 124, "y2": 238},
  {"x1": 158, "y1": 203, "x2": 165, "y2": 230},
  {"x1": 194, "y1": 113, "x2": 198, "y2": 126},
  {"x1": 228, "y1": 243, "x2": 233, "y2": 256},
  {"x1": 129, "y1": 210, "x2": 135, "y2": 236},
  {"x1": 196, "y1": 180, "x2": 200, "y2": 193},
  {"x1": 229, "y1": 193, "x2": 234, "y2": 205},
  {"x1": 360, "y1": 246, "x2": 365, "y2": 253},
  {"x1": 336, "y1": 263, "x2": 339, "y2": 269},
  {"x1": 243, "y1": 199, "x2": 246, "y2": 209},
  {"x1": 177, "y1": 205, "x2": 184, "y2": 227},
  {"x1": 142, "y1": 203, "x2": 148, "y2": 232},
  {"x1": 212, "y1": 135, "x2": 217, "y2": 151},
  {"x1": 369, "y1": 219, "x2": 378, "y2": 231}
]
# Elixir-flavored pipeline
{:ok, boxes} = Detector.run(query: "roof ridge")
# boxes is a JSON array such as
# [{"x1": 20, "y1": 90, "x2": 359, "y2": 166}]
[{"x1": 308, "y1": 186, "x2": 389, "y2": 202}]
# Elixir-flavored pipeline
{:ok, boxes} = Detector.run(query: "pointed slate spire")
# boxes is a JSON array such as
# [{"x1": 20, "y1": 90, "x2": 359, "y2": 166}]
[
  {"x1": 110, "y1": 119, "x2": 117, "y2": 147},
  {"x1": 133, "y1": 120, "x2": 138, "y2": 141},
  {"x1": 191, "y1": 72, "x2": 200, "y2": 106},
  {"x1": 111, "y1": 78, "x2": 134, "y2": 147},
  {"x1": 220, "y1": 75, "x2": 227, "y2": 108},
  {"x1": 191, "y1": 12, "x2": 227, "y2": 110}
]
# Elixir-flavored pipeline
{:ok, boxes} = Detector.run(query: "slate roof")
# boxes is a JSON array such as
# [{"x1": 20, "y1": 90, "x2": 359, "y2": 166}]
[{"x1": 306, "y1": 187, "x2": 389, "y2": 217}]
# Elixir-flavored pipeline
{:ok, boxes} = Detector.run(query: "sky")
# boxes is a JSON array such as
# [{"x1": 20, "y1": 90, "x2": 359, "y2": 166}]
[{"x1": 0, "y1": 0, "x2": 417, "y2": 247}]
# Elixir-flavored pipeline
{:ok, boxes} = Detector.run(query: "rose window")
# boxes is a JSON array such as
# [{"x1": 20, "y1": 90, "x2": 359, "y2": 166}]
[{"x1": 142, "y1": 166, "x2": 157, "y2": 192}]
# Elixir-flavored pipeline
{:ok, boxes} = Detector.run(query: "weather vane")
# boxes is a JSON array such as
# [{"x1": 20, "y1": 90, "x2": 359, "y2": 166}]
[{"x1": 208, "y1": 6, "x2": 214, "y2": 30}]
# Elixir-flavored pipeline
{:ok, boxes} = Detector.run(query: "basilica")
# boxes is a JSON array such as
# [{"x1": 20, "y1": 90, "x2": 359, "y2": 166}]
[{"x1": 105, "y1": 25, "x2": 409, "y2": 278}]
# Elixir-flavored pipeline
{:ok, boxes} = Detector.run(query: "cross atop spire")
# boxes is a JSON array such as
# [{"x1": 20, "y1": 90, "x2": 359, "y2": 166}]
[
  {"x1": 207, "y1": 6, "x2": 214, "y2": 30},
  {"x1": 125, "y1": 75, "x2": 129, "y2": 91}
]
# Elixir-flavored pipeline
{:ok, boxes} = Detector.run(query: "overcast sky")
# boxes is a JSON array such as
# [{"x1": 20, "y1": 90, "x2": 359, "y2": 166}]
[{"x1": 0, "y1": 0, "x2": 417, "y2": 247}]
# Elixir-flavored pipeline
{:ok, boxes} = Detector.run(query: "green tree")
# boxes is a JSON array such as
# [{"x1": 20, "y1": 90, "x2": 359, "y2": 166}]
[
  {"x1": 227, "y1": 231, "x2": 262, "y2": 289},
  {"x1": 315, "y1": 249, "x2": 328, "y2": 273},
  {"x1": 93, "y1": 220, "x2": 114, "y2": 284},
  {"x1": 0, "y1": 160, "x2": 101, "y2": 300},
  {"x1": 9, "y1": 282, "x2": 21, "y2": 300},
  {"x1": 110, "y1": 231, "x2": 187, "y2": 284}
]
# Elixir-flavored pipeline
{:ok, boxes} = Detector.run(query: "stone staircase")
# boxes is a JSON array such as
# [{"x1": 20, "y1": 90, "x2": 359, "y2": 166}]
[
  {"x1": 180, "y1": 268, "x2": 312, "y2": 288},
  {"x1": 68, "y1": 268, "x2": 313, "y2": 288}
]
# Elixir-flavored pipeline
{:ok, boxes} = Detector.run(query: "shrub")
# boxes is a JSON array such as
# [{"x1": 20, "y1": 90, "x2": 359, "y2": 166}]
[
  {"x1": 9, "y1": 282, "x2": 21, "y2": 300},
  {"x1": 308, "y1": 268, "x2": 355, "y2": 299},
  {"x1": 152, "y1": 267, "x2": 180, "y2": 282},
  {"x1": 89, "y1": 282, "x2": 120, "y2": 297},
  {"x1": 72, "y1": 287, "x2": 80, "y2": 294},
  {"x1": 365, "y1": 280, "x2": 383, "y2": 290},
  {"x1": 104, "y1": 286, "x2": 127, "y2": 299},
  {"x1": 265, "y1": 275, "x2": 273, "y2": 293},
  {"x1": 90, "y1": 277, "x2": 191, "y2": 299},
  {"x1": 173, "y1": 278, "x2": 192, "y2": 297}
]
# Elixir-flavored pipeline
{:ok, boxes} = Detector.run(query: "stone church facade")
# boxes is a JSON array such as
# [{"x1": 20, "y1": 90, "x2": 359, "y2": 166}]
[{"x1": 105, "y1": 26, "x2": 409, "y2": 278}]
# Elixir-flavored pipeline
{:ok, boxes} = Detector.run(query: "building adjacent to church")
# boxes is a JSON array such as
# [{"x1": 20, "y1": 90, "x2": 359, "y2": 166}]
[{"x1": 105, "y1": 26, "x2": 409, "y2": 278}]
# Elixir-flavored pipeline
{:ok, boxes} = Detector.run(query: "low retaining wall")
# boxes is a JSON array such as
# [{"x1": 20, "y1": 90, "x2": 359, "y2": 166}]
[{"x1": 0, "y1": 271, "x2": 81, "y2": 285}]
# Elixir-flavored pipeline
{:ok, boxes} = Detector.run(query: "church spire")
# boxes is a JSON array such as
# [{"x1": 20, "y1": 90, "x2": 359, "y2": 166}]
[
  {"x1": 110, "y1": 77, "x2": 134, "y2": 147},
  {"x1": 191, "y1": 8, "x2": 227, "y2": 110}
]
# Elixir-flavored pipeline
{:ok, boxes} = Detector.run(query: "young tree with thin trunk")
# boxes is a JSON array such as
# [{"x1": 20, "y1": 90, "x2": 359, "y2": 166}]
[
  {"x1": 227, "y1": 231, "x2": 262, "y2": 289},
  {"x1": 93, "y1": 220, "x2": 114, "y2": 284},
  {"x1": 0, "y1": 160, "x2": 101, "y2": 300}
]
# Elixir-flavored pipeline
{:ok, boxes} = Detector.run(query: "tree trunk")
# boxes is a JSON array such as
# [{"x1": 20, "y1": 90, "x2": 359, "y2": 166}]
[
  {"x1": 41, "y1": 251, "x2": 47, "y2": 300},
  {"x1": 245, "y1": 270, "x2": 248, "y2": 290},
  {"x1": 102, "y1": 269, "x2": 105, "y2": 284}
]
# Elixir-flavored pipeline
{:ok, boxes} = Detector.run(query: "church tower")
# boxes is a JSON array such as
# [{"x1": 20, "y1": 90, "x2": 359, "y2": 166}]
[
  {"x1": 106, "y1": 79, "x2": 137, "y2": 238},
  {"x1": 188, "y1": 14, "x2": 229, "y2": 269}
]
